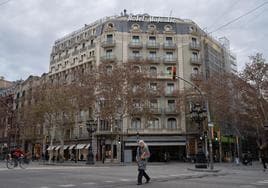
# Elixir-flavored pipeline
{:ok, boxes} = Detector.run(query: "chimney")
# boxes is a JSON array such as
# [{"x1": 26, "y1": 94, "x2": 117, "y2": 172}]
[{"x1": 124, "y1": 9, "x2": 127, "y2": 16}]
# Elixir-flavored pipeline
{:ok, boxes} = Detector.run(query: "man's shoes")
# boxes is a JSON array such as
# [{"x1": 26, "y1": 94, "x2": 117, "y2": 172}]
[{"x1": 145, "y1": 178, "x2": 151, "y2": 183}]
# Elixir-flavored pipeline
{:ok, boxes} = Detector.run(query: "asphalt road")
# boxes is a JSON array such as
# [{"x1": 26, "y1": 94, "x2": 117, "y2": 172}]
[{"x1": 0, "y1": 162, "x2": 267, "y2": 188}]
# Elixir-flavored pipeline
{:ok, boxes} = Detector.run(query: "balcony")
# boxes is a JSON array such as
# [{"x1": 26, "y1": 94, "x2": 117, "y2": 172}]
[
  {"x1": 63, "y1": 54, "x2": 70, "y2": 60},
  {"x1": 72, "y1": 50, "x2": 79, "y2": 56},
  {"x1": 165, "y1": 90, "x2": 178, "y2": 96},
  {"x1": 150, "y1": 107, "x2": 162, "y2": 114},
  {"x1": 191, "y1": 73, "x2": 203, "y2": 81},
  {"x1": 146, "y1": 41, "x2": 160, "y2": 49},
  {"x1": 80, "y1": 47, "x2": 87, "y2": 53},
  {"x1": 128, "y1": 55, "x2": 144, "y2": 63},
  {"x1": 163, "y1": 57, "x2": 177, "y2": 64},
  {"x1": 190, "y1": 57, "x2": 202, "y2": 65},
  {"x1": 189, "y1": 42, "x2": 201, "y2": 51},
  {"x1": 100, "y1": 55, "x2": 116, "y2": 63},
  {"x1": 146, "y1": 56, "x2": 160, "y2": 63},
  {"x1": 163, "y1": 42, "x2": 177, "y2": 50},
  {"x1": 101, "y1": 40, "x2": 116, "y2": 48},
  {"x1": 165, "y1": 107, "x2": 179, "y2": 114},
  {"x1": 128, "y1": 41, "x2": 143, "y2": 49}
]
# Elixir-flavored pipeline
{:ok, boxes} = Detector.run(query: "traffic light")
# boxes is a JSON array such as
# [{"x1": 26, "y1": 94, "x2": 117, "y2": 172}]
[
  {"x1": 118, "y1": 136, "x2": 121, "y2": 144},
  {"x1": 172, "y1": 66, "x2": 176, "y2": 80}
]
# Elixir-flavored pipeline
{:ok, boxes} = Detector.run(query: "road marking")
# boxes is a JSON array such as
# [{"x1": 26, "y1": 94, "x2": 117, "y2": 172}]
[
  {"x1": 58, "y1": 184, "x2": 76, "y2": 187},
  {"x1": 82, "y1": 182, "x2": 97, "y2": 185},
  {"x1": 120, "y1": 178, "x2": 131, "y2": 182},
  {"x1": 40, "y1": 187, "x2": 49, "y2": 188},
  {"x1": 256, "y1": 180, "x2": 268, "y2": 184},
  {"x1": 104, "y1": 180, "x2": 114, "y2": 183}
]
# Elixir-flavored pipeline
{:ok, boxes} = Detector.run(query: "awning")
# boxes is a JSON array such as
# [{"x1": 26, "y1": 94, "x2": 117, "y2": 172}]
[
  {"x1": 125, "y1": 142, "x2": 185, "y2": 146},
  {"x1": 69, "y1": 145, "x2": 76, "y2": 150},
  {"x1": 63, "y1": 145, "x2": 69, "y2": 150},
  {"x1": 47, "y1": 146, "x2": 56, "y2": 151},
  {"x1": 55, "y1": 145, "x2": 61, "y2": 150},
  {"x1": 76, "y1": 144, "x2": 86, "y2": 149},
  {"x1": 85, "y1": 144, "x2": 90, "y2": 149}
]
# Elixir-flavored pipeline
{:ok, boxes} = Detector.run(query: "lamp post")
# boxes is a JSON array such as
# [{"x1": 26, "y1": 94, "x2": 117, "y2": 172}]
[
  {"x1": 86, "y1": 119, "x2": 97, "y2": 165},
  {"x1": 190, "y1": 103, "x2": 207, "y2": 168}
]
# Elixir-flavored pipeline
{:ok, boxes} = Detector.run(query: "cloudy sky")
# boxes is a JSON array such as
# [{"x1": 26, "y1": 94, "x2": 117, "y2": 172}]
[{"x1": 0, "y1": 0, "x2": 267, "y2": 81}]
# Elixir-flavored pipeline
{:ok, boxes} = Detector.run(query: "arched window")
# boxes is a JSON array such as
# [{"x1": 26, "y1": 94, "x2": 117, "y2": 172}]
[
  {"x1": 148, "y1": 118, "x2": 160, "y2": 129},
  {"x1": 150, "y1": 66, "x2": 157, "y2": 77},
  {"x1": 131, "y1": 118, "x2": 141, "y2": 130},
  {"x1": 167, "y1": 66, "x2": 172, "y2": 75},
  {"x1": 193, "y1": 67, "x2": 199, "y2": 74},
  {"x1": 167, "y1": 118, "x2": 177, "y2": 129},
  {"x1": 133, "y1": 66, "x2": 140, "y2": 72}
]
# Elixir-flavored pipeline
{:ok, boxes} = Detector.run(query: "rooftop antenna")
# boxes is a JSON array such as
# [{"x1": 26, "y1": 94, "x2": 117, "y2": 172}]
[{"x1": 169, "y1": 10, "x2": 173, "y2": 17}]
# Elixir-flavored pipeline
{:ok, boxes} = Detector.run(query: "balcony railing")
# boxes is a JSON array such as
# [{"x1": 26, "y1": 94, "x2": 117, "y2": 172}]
[
  {"x1": 150, "y1": 107, "x2": 162, "y2": 114},
  {"x1": 164, "y1": 107, "x2": 179, "y2": 114},
  {"x1": 80, "y1": 47, "x2": 87, "y2": 53},
  {"x1": 163, "y1": 42, "x2": 177, "y2": 50},
  {"x1": 72, "y1": 50, "x2": 79, "y2": 56},
  {"x1": 146, "y1": 56, "x2": 160, "y2": 63},
  {"x1": 189, "y1": 42, "x2": 201, "y2": 51},
  {"x1": 63, "y1": 54, "x2": 70, "y2": 59},
  {"x1": 163, "y1": 57, "x2": 177, "y2": 64},
  {"x1": 190, "y1": 57, "x2": 202, "y2": 65},
  {"x1": 128, "y1": 55, "x2": 144, "y2": 63},
  {"x1": 128, "y1": 41, "x2": 143, "y2": 49},
  {"x1": 101, "y1": 40, "x2": 116, "y2": 48},
  {"x1": 100, "y1": 55, "x2": 116, "y2": 62},
  {"x1": 146, "y1": 41, "x2": 160, "y2": 49}
]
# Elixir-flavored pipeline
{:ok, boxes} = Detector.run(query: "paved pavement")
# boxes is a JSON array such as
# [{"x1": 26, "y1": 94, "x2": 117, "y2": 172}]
[{"x1": 0, "y1": 160, "x2": 267, "y2": 188}]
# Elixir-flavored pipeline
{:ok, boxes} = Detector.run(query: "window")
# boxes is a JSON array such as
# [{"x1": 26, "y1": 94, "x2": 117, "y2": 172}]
[
  {"x1": 167, "y1": 66, "x2": 172, "y2": 75},
  {"x1": 166, "y1": 37, "x2": 172, "y2": 43},
  {"x1": 193, "y1": 67, "x2": 199, "y2": 74},
  {"x1": 106, "y1": 65, "x2": 113, "y2": 74},
  {"x1": 192, "y1": 37, "x2": 197, "y2": 44},
  {"x1": 149, "y1": 36, "x2": 156, "y2": 43},
  {"x1": 108, "y1": 23, "x2": 114, "y2": 29},
  {"x1": 167, "y1": 99, "x2": 175, "y2": 110},
  {"x1": 192, "y1": 52, "x2": 198, "y2": 60},
  {"x1": 149, "y1": 67, "x2": 157, "y2": 76},
  {"x1": 107, "y1": 34, "x2": 113, "y2": 42},
  {"x1": 166, "y1": 52, "x2": 173, "y2": 60},
  {"x1": 90, "y1": 39, "x2": 94, "y2": 46},
  {"x1": 131, "y1": 118, "x2": 141, "y2": 129},
  {"x1": 82, "y1": 43, "x2": 86, "y2": 48},
  {"x1": 148, "y1": 118, "x2": 160, "y2": 129},
  {"x1": 132, "y1": 36, "x2": 140, "y2": 43},
  {"x1": 166, "y1": 83, "x2": 174, "y2": 94},
  {"x1": 132, "y1": 51, "x2": 140, "y2": 57},
  {"x1": 149, "y1": 51, "x2": 156, "y2": 59},
  {"x1": 150, "y1": 99, "x2": 158, "y2": 109},
  {"x1": 106, "y1": 49, "x2": 113, "y2": 57},
  {"x1": 133, "y1": 66, "x2": 140, "y2": 72},
  {"x1": 167, "y1": 118, "x2": 177, "y2": 129},
  {"x1": 150, "y1": 83, "x2": 157, "y2": 91}
]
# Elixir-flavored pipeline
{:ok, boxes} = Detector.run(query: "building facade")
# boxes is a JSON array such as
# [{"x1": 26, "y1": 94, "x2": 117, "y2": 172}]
[{"x1": 0, "y1": 12, "x2": 236, "y2": 162}]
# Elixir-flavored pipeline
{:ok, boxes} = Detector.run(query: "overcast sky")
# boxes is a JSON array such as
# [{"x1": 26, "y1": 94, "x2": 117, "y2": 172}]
[{"x1": 0, "y1": 0, "x2": 267, "y2": 81}]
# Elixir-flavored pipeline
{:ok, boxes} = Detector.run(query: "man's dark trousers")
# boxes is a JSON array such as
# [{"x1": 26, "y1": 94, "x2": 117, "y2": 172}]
[{"x1": 138, "y1": 169, "x2": 150, "y2": 184}]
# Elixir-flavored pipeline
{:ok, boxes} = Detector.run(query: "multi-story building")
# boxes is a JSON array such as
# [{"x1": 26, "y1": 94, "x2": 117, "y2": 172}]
[{"x1": 46, "y1": 12, "x2": 234, "y2": 162}]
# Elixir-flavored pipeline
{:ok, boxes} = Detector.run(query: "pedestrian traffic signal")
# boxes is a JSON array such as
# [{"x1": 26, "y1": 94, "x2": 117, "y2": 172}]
[
  {"x1": 172, "y1": 66, "x2": 176, "y2": 80},
  {"x1": 118, "y1": 136, "x2": 121, "y2": 144}
]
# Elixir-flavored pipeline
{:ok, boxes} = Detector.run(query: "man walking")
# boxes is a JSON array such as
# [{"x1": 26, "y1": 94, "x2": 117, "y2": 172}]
[{"x1": 136, "y1": 140, "x2": 151, "y2": 185}]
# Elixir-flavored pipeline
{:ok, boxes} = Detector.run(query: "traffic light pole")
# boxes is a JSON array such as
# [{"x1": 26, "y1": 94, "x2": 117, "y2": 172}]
[{"x1": 173, "y1": 74, "x2": 214, "y2": 170}]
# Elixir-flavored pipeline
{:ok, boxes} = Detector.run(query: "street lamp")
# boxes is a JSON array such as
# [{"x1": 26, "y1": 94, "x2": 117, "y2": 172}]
[
  {"x1": 190, "y1": 103, "x2": 207, "y2": 168},
  {"x1": 86, "y1": 119, "x2": 97, "y2": 165}
]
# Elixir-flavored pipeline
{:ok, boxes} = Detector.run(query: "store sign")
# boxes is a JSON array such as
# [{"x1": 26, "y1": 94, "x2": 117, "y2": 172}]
[{"x1": 127, "y1": 14, "x2": 176, "y2": 23}]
